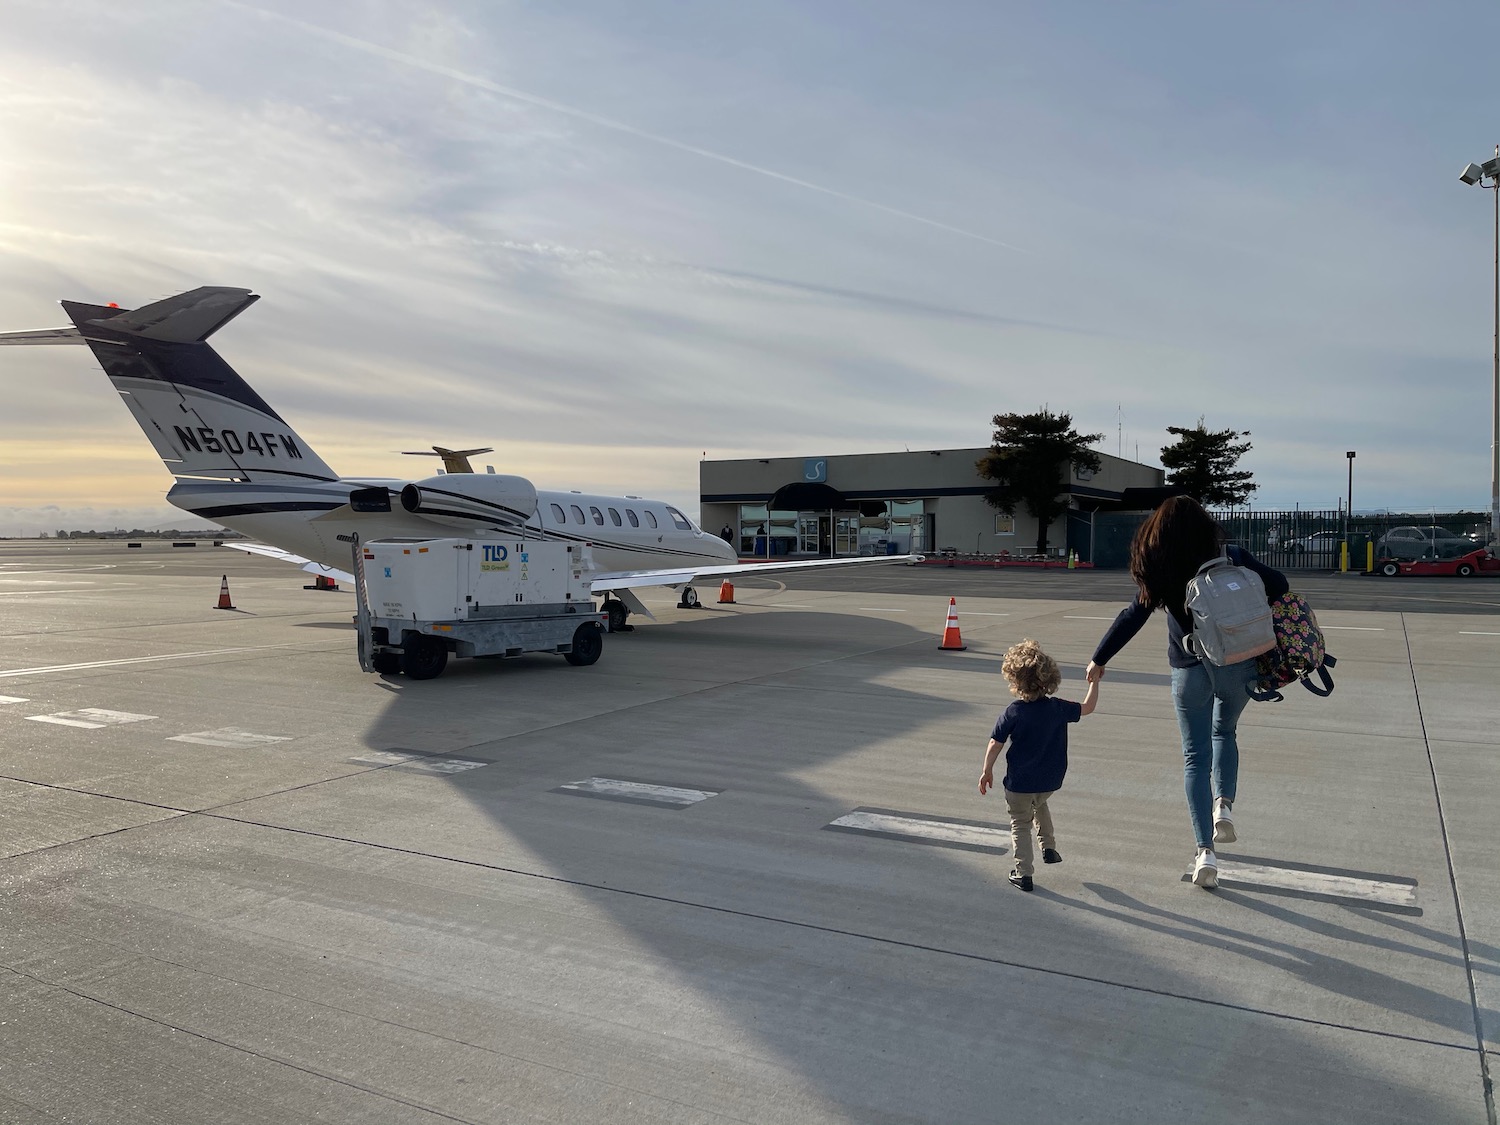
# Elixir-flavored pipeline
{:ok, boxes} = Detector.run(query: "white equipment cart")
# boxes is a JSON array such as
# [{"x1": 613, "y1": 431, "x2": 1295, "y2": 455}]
[{"x1": 352, "y1": 535, "x2": 606, "y2": 679}]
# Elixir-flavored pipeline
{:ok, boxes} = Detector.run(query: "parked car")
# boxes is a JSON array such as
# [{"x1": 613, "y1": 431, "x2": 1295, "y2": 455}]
[
  {"x1": 1378, "y1": 547, "x2": 1500, "y2": 577},
  {"x1": 1373, "y1": 526, "x2": 1472, "y2": 561},
  {"x1": 1286, "y1": 531, "x2": 1343, "y2": 555}
]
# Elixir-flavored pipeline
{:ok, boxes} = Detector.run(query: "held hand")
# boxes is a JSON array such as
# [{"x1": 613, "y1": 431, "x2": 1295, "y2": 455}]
[
  {"x1": 978, "y1": 772, "x2": 992, "y2": 795},
  {"x1": 1086, "y1": 661, "x2": 1105, "y2": 683}
]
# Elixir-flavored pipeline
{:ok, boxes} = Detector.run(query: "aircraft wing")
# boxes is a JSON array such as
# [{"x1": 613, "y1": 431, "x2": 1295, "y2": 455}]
[
  {"x1": 0, "y1": 326, "x2": 85, "y2": 345},
  {"x1": 222, "y1": 541, "x2": 355, "y2": 584},
  {"x1": 587, "y1": 553, "x2": 920, "y2": 594}
]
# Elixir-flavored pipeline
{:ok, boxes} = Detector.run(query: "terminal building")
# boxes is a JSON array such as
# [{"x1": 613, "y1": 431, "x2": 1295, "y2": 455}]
[{"x1": 700, "y1": 448, "x2": 1165, "y2": 563}]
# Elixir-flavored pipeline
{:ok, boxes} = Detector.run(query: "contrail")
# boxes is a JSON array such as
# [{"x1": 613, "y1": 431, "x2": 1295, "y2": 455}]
[{"x1": 224, "y1": 2, "x2": 1025, "y2": 253}]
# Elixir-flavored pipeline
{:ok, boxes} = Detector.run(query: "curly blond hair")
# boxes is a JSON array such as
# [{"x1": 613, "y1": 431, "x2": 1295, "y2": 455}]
[{"x1": 1001, "y1": 638, "x2": 1061, "y2": 702}]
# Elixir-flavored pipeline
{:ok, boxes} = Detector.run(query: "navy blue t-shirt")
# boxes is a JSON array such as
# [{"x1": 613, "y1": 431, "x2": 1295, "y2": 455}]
[{"x1": 991, "y1": 696, "x2": 1082, "y2": 793}]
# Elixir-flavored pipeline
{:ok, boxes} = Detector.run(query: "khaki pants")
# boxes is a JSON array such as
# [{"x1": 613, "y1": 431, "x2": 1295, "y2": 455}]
[{"x1": 1003, "y1": 788, "x2": 1057, "y2": 877}]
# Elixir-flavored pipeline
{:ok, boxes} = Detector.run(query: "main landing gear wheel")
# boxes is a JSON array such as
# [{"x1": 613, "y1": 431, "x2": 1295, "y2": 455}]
[
  {"x1": 564, "y1": 622, "x2": 604, "y2": 666},
  {"x1": 1380, "y1": 560, "x2": 1400, "y2": 577},
  {"x1": 400, "y1": 634, "x2": 448, "y2": 680},
  {"x1": 371, "y1": 651, "x2": 401, "y2": 675},
  {"x1": 603, "y1": 599, "x2": 632, "y2": 632},
  {"x1": 678, "y1": 586, "x2": 700, "y2": 609}
]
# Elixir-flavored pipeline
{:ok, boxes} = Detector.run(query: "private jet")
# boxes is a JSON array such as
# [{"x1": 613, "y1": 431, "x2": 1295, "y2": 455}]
[{"x1": 2, "y1": 286, "x2": 912, "y2": 629}]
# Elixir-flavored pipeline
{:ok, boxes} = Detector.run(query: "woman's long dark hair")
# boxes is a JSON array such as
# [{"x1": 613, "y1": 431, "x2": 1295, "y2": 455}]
[{"x1": 1128, "y1": 496, "x2": 1224, "y2": 613}]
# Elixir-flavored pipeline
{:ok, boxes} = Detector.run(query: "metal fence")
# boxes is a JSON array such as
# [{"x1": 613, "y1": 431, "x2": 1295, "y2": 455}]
[{"x1": 1089, "y1": 509, "x2": 1493, "y2": 570}]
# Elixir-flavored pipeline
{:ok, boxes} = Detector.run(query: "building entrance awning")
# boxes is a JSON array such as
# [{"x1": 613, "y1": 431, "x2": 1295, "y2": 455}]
[{"x1": 767, "y1": 482, "x2": 853, "y2": 511}]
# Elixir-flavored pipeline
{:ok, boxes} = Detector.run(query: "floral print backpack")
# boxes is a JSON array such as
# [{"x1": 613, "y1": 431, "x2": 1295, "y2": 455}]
[{"x1": 1249, "y1": 592, "x2": 1337, "y2": 702}]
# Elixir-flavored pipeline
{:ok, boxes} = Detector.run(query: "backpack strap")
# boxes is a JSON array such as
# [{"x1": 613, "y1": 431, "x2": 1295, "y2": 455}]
[
  {"x1": 1195, "y1": 555, "x2": 1230, "y2": 577},
  {"x1": 1299, "y1": 655, "x2": 1336, "y2": 697}
]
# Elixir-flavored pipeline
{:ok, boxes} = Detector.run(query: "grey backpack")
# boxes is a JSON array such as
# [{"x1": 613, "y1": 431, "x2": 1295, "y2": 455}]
[{"x1": 1182, "y1": 556, "x2": 1278, "y2": 666}]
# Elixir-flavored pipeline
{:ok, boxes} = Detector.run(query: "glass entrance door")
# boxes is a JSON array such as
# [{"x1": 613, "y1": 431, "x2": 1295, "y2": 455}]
[{"x1": 834, "y1": 513, "x2": 859, "y2": 556}]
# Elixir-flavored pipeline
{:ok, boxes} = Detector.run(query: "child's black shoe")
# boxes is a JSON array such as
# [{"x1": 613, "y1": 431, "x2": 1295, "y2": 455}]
[
  {"x1": 1042, "y1": 848, "x2": 1062, "y2": 864},
  {"x1": 1008, "y1": 868, "x2": 1033, "y2": 892}
]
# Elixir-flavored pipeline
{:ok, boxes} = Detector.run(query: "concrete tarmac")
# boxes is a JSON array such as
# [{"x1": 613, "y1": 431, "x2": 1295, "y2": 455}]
[{"x1": 0, "y1": 540, "x2": 1494, "y2": 1123}]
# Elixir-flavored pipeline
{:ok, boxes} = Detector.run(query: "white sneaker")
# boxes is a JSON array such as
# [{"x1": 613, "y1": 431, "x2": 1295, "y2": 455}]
[
  {"x1": 1213, "y1": 799, "x2": 1236, "y2": 845},
  {"x1": 1192, "y1": 848, "x2": 1218, "y2": 888}
]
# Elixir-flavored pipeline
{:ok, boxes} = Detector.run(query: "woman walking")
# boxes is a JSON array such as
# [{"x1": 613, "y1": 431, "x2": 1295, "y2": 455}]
[{"x1": 1085, "y1": 497, "x2": 1287, "y2": 888}]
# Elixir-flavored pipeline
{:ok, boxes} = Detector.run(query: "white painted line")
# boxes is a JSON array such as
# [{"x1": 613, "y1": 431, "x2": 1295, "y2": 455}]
[
  {"x1": 1459, "y1": 631, "x2": 1500, "y2": 636},
  {"x1": 759, "y1": 603, "x2": 816, "y2": 609},
  {"x1": 0, "y1": 645, "x2": 295, "y2": 680},
  {"x1": 961, "y1": 611, "x2": 1011, "y2": 616},
  {"x1": 168, "y1": 728, "x2": 292, "y2": 748},
  {"x1": 1321, "y1": 626, "x2": 1384, "y2": 631},
  {"x1": 859, "y1": 607, "x2": 909, "y2": 612},
  {"x1": 557, "y1": 777, "x2": 717, "y2": 806},
  {"x1": 1212, "y1": 861, "x2": 1416, "y2": 909},
  {"x1": 350, "y1": 750, "x2": 424, "y2": 766},
  {"x1": 28, "y1": 708, "x2": 156, "y2": 729},
  {"x1": 1063, "y1": 615, "x2": 1115, "y2": 621},
  {"x1": 400, "y1": 757, "x2": 486, "y2": 775},
  {"x1": 828, "y1": 810, "x2": 1011, "y2": 852},
  {"x1": 0, "y1": 695, "x2": 28, "y2": 705}
]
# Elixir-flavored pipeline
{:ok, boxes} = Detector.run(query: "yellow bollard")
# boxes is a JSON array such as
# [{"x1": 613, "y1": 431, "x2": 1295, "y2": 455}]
[
  {"x1": 1366, "y1": 541, "x2": 1374, "y2": 574},
  {"x1": 1340, "y1": 542, "x2": 1349, "y2": 573}
]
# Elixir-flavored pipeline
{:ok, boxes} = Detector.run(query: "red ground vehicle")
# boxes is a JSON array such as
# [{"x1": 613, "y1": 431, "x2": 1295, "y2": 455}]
[{"x1": 1377, "y1": 547, "x2": 1500, "y2": 577}]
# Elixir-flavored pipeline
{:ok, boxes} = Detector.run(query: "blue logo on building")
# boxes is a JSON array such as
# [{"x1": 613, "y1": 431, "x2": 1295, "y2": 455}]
[{"x1": 803, "y1": 458, "x2": 827, "y2": 483}]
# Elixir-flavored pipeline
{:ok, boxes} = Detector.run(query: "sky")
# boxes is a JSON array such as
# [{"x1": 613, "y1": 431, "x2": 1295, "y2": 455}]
[{"x1": 2, "y1": 0, "x2": 1498, "y2": 535}]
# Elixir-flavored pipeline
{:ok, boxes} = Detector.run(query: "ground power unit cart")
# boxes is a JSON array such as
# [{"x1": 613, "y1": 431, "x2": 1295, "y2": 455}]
[{"x1": 352, "y1": 536, "x2": 606, "y2": 679}]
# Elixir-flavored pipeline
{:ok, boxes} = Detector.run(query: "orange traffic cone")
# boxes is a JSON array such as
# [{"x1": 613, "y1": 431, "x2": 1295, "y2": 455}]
[
  {"x1": 214, "y1": 575, "x2": 235, "y2": 610},
  {"x1": 938, "y1": 596, "x2": 966, "y2": 650},
  {"x1": 304, "y1": 574, "x2": 340, "y2": 591},
  {"x1": 718, "y1": 580, "x2": 735, "y2": 604}
]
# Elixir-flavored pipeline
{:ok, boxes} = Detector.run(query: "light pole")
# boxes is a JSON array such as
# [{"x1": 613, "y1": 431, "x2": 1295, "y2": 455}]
[
  {"x1": 1460, "y1": 149, "x2": 1500, "y2": 546},
  {"x1": 1345, "y1": 451, "x2": 1355, "y2": 571}
]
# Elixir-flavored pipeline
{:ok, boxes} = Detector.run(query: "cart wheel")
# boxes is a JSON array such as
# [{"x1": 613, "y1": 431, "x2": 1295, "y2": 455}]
[
  {"x1": 400, "y1": 635, "x2": 448, "y2": 680},
  {"x1": 565, "y1": 622, "x2": 604, "y2": 666},
  {"x1": 371, "y1": 651, "x2": 401, "y2": 675},
  {"x1": 1457, "y1": 563, "x2": 1475, "y2": 577},
  {"x1": 1380, "y1": 561, "x2": 1400, "y2": 577}
]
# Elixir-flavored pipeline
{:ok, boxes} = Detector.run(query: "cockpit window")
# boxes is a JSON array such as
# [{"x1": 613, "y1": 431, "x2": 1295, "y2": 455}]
[
  {"x1": 550, "y1": 503, "x2": 566, "y2": 523},
  {"x1": 570, "y1": 505, "x2": 585, "y2": 524},
  {"x1": 589, "y1": 506, "x2": 604, "y2": 526},
  {"x1": 666, "y1": 506, "x2": 693, "y2": 531}
]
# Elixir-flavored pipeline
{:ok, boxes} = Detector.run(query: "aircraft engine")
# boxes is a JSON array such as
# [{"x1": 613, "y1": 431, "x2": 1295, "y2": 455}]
[{"x1": 397, "y1": 473, "x2": 538, "y2": 528}]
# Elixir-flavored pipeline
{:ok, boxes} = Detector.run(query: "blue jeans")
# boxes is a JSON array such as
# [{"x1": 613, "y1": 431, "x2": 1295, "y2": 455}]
[{"x1": 1171, "y1": 658, "x2": 1258, "y2": 848}]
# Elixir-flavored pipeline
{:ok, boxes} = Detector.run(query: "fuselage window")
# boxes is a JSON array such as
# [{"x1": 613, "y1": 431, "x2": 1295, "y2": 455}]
[
  {"x1": 589, "y1": 506, "x2": 604, "y2": 525},
  {"x1": 570, "y1": 504, "x2": 586, "y2": 524},
  {"x1": 625, "y1": 509, "x2": 639, "y2": 528},
  {"x1": 666, "y1": 505, "x2": 693, "y2": 531},
  {"x1": 608, "y1": 507, "x2": 622, "y2": 526},
  {"x1": 550, "y1": 503, "x2": 566, "y2": 524},
  {"x1": 644, "y1": 510, "x2": 658, "y2": 529}
]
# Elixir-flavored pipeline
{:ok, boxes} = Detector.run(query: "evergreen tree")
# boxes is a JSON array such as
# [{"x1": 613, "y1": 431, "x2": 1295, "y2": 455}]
[
  {"x1": 1160, "y1": 418, "x2": 1257, "y2": 507},
  {"x1": 976, "y1": 409, "x2": 1103, "y2": 555}
]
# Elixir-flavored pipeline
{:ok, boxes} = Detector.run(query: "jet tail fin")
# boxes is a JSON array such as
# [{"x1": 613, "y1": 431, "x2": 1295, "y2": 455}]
[{"x1": 30, "y1": 286, "x2": 342, "y2": 483}]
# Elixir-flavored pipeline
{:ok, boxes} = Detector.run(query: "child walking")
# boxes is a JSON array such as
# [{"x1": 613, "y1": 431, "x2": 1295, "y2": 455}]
[{"x1": 979, "y1": 639, "x2": 1099, "y2": 891}]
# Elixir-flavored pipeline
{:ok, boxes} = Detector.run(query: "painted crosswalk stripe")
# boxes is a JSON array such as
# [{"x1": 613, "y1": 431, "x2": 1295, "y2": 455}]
[
  {"x1": 27, "y1": 708, "x2": 156, "y2": 730},
  {"x1": 554, "y1": 777, "x2": 719, "y2": 808},
  {"x1": 1459, "y1": 631, "x2": 1500, "y2": 636},
  {"x1": 0, "y1": 695, "x2": 28, "y2": 705},
  {"x1": 1183, "y1": 858, "x2": 1417, "y2": 912},
  {"x1": 168, "y1": 728, "x2": 293, "y2": 748},
  {"x1": 825, "y1": 808, "x2": 1011, "y2": 854}
]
